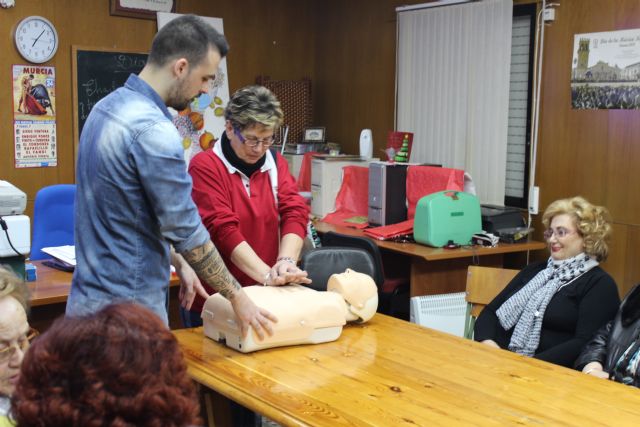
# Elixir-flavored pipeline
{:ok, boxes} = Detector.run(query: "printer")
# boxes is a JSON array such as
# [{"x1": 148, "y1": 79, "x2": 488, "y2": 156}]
[
  {"x1": 0, "y1": 181, "x2": 30, "y2": 277},
  {"x1": 0, "y1": 180, "x2": 27, "y2": 215}
]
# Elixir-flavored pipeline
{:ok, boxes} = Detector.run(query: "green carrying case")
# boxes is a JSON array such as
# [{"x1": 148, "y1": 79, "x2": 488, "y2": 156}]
[{"x1": 413, "y1": 191, "x2": 482, "y2": 247}]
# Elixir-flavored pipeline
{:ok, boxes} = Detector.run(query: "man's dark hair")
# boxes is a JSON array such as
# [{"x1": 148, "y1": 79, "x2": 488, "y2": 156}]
[{"x1": 148, "y1": 14, "x2": 229, "y2": 67}]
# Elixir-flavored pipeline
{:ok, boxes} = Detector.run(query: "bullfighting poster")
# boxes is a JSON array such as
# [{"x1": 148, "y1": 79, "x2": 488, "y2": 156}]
[
  {"x1": 571, "y1": 28, "x2": 640, "y2": 109},
  {"x1": 157, "y1": 12, "x2": 230, "y2": 165},
  {"x1": 12, "y1": 65, "x2": 57, "y2": 168}
]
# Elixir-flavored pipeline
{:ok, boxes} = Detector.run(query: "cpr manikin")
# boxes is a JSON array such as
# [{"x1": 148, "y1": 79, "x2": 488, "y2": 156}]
[{"x1": 202, "y1": 269, "x2": 378, "y2": 352}]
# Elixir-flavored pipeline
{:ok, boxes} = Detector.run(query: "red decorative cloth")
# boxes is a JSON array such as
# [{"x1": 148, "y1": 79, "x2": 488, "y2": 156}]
[
  {"x1": 296, "y1": 151, "x2": 321, "y2": 192},
  {"x1": 321, "y1": 166, "x2": 369, "y2": 229},
  {"x1": 406, "y1": 166, "x2": 464, "y2": 219}
]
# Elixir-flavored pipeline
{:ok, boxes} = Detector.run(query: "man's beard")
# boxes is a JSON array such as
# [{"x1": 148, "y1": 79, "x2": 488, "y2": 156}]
[{"x1": 167, "y1": 79, "x2": 193, "y2": 111}]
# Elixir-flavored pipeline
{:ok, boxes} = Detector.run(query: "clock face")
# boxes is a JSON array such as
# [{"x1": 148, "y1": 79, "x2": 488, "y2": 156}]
[{"x1": 14, "y1": 16, "x2": 58, "y2": 64}]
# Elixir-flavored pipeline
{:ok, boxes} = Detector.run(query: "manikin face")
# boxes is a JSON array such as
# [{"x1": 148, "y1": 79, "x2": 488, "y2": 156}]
[
  {"x1": 167, "y1": 47, "x2": 221, "y2": 111},
  {"x1": 227, "y1": 122, "x2": 275, "y2": 165},
  {"x1": 546, "y1": 213, "x2": 585, "y2": 261},
  {"x1": 0, "y1": 297, "x2": 29, "y2": 397}
]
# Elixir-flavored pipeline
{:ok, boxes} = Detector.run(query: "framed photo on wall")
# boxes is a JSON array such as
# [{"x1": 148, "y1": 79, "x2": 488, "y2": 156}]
[
  {"x1": 303, "y1": 127, "x2": 326, "y2": 143},
  {"x1": 110, "y1": 0, "x2": 176, "y2": 20}
]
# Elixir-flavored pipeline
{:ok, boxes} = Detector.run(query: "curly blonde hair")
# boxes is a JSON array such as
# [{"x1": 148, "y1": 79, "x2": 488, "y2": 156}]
[
  {"x1": 0, "y1": 266, "x2": 29, "y2": 312},
  {"x1": 542, "y1": 196, "x2": 611, "y2": 262}
]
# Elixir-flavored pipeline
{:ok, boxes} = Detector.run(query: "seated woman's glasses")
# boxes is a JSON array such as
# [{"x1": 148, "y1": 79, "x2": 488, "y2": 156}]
[
  {"x1": 543, "y1": 227, "x2": 576, "y2": 240},
  {"x1": 0, "y1": 327, "x2": 38, "y2": 362}
]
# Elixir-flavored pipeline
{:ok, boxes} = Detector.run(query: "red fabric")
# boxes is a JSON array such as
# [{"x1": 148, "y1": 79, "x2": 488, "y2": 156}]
[
  {"x1": 24, "y1": 94, "x2": 46, "y2": 115},
  {"x1": 296, "y1": 151, "x2": 321, "y2": 191},
  {"x1": 364, "y1": 219, "x2": 414, "y2": 240},
  {"x1": 322, "y1": 166, "x2": 369, "y2": 229},
  {"x1": 406, "y1": 166, "x2": 464, "y2": 219},
  {"x1": 188, "y1": 142, "x2": 310, "y2": 312}
]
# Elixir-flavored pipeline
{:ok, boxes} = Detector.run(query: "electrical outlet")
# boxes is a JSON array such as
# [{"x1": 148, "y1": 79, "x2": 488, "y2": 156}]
[
  {"x1": 529, "y1": 186, "x2": 540, "y2": 215},
  {"x1": 543, "y1": 8, "x2": 556, "y2": 22}
]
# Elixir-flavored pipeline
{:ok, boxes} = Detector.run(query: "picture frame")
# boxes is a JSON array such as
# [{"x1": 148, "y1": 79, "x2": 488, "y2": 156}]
[
  {"x1": 110, "y1": 0, "x2": 176, "y2": 20},
  {"x1": 303, "y1": 127, "x2": 326, "y2": 143}
]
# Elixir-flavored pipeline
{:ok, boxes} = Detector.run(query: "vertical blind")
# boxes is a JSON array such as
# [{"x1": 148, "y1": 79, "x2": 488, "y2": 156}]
[
  {"x1": 505, "y1": 14, "x2": 532, "y2": 201},
  {"x1": 396, "y1": 0, "x2": 513, "y2": 204}
]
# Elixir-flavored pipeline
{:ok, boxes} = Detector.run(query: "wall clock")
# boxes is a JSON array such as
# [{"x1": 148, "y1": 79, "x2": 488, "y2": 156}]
[{"x1": 14, "y1": 16, "x2": 59, "y2": 64}]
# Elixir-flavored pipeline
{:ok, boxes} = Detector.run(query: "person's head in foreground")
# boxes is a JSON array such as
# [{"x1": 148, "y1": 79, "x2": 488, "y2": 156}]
[
  {"x1": 542, "y1": 196, "x2": 611, "y2": 262},
  {"x1": 0, "y1": 267, "x2": 31, "y2": 405},
  {"x1": 224, "y1": 85, "x2": 284, "y2": 164},
  {"x1": 12, "y1": 303, "x2": 200, "y2": 427}
]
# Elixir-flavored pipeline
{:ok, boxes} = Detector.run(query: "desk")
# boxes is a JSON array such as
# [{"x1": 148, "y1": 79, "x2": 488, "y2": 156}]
[
  {"x1": 314, "y1": 222, "x2": 546, "y2": 296},
  {"x1": 27, "y1": 260, "x2": 181, "y2": 330},
  {"x1": 175, "y1": 315, "x2": 640, "y2": 426}
]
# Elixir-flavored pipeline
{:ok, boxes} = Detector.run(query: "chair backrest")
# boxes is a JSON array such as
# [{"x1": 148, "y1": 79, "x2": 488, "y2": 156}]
[
  {"x1": 321, "y1": 231, "x2": 384, "y2": 289},
  {"x1": 300, "y1": 247, "x2": 377, "y2": 292},
  {"x1": 465, "y1": 265, "x2": 518, "y2": 318},
  {"x1": 30, "y1": 184, "x2": 76, "y2": 260}
]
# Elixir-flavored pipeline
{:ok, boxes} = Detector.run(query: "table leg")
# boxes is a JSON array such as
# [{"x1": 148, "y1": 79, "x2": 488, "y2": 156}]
[{"x1": 198, "y1": 385, "x2": 233, "y2": 427}]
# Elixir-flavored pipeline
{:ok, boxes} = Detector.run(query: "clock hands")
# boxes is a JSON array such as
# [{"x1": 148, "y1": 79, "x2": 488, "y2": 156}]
[{"x1": 31, "y1": 29, "x2": 45, "y2": 47}]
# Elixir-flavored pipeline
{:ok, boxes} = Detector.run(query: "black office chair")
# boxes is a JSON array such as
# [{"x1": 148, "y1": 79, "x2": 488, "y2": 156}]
[
  {"x1": 300, "y1": 247, "x2": 377, "y2": 292},
  {"x1": 322, "y1": 231, "x2": 410, "y2": 320}
]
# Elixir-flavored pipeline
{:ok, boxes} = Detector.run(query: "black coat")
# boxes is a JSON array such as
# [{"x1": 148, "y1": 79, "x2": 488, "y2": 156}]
[{"x1": 575, "y1": 284, "x2": 640, "y2": 387}]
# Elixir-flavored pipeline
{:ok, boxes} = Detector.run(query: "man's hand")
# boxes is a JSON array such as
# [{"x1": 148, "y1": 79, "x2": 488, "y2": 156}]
[
  {"x1": 230, "y1": 289, "x2": 278, "y2": 340},
  {"x1": 180, "y1": 241, "x2": 278, "y2": 339},
  {"x1": 176, "y1": 261, "x2": 209, "y2": 310}
]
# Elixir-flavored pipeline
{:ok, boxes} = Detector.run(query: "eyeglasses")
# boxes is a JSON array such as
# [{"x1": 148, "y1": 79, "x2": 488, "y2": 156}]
[
  {"x1": 543, "y1": 227, "x2": 577, "y2": 240},
  {"x1": 0, "y1": 327, "x2": 38, "y2": 363},
  {"x1": 234, "y1": 128, "x2": 278, "y2": 148}
]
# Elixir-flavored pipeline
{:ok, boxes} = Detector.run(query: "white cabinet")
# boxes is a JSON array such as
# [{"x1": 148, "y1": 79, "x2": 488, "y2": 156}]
[{"x1": 310, "y1": 157, "x2": 377, "y2": 218}]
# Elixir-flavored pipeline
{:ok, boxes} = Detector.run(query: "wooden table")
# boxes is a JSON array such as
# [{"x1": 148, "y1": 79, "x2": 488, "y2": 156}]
[
  {"x1": 314, "y1": 222, "x2": 546, "y2": 296},
  {"x1": 27, "y1": 260, "x2": 181, "y2": 330},
  {"x1": 175, "y1": 315, "x2": 640, "y2": 426}
]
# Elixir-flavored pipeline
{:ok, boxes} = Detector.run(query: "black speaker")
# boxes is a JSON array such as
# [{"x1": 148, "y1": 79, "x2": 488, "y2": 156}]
[{"x1": 368, "y1": 162, "x2": 408, "y2": 226}]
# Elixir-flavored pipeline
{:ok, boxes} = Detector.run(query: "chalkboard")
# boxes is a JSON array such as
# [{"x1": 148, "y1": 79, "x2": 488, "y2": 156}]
[{"x1": 72, "y1": 46, "x2": 148, "y2": 148}]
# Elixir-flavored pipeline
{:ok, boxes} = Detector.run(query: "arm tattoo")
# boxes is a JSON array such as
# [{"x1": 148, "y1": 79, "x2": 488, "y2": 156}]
[{"x1": 181, "y1": 240, "x2": 242, "y2": 300}]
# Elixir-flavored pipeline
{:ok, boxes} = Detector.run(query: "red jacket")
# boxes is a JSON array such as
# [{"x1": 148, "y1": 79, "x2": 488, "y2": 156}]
[{"x1": 188, "y1": 141, "x2": 310, "y2": 312}]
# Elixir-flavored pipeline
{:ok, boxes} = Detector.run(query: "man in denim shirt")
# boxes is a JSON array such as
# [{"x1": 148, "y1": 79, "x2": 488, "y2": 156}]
[{"x1": 67, "y1": 15, "x2": 276, "y2": 338}]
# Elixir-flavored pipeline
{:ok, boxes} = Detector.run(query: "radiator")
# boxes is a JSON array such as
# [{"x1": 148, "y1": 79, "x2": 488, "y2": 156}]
[{"x1": 410, "y1": 292, "x2": 467, "y2": 337}]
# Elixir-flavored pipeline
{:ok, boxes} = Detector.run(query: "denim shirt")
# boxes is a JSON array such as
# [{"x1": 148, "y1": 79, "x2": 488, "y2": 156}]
[{"x1": 67, "y1": 74, "x2": 209, "y2": 324}]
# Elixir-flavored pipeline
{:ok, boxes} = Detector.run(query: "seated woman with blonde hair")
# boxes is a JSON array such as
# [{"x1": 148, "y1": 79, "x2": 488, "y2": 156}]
[
  {"x1": 474, "y1": 196, "x2": 620, "y2": 367},
  {"x1": 0, "y1": 267, "x2": 33, "y2": 427},
  {"x1": 11, "y1": 303, "x2": 200, "y2": 427}
]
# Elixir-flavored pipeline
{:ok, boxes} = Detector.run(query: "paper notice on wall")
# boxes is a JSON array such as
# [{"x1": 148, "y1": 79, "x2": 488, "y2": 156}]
[
  {"x1": 13, "y1": 122, "x2": 57, "y2": 168},
  {"x1": 571, "y1": 28, "x2": 640, "y2": 109},
  {"x1": 12, "y1": 64, "x2": 57, "y2": 168}
]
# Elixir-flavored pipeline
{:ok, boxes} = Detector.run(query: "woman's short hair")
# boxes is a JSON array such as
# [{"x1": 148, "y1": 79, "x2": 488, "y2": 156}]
[
  {"x1": 148, "y1": 14, "x2": 229, "y2": 68},
  {"x1": 542, "y1": 196, "x2": 612, "y2": 261},
  {"x1": 224, "y1": 85, "x2": 284, "y2": 131},
  {"x1": 0, "y1": 267, "x2": 29, "y2": 313},
  {"x1": 12, "y1": 303, "x2": 200, "y2": 427}
]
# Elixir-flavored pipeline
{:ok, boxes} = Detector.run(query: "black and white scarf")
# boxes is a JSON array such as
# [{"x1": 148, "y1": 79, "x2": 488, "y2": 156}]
[{"x1": 496, "y1": 253, "x2": 598, "y2": 356}]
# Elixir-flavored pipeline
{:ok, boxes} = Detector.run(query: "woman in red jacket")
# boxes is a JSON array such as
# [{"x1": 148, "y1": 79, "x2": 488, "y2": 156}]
[{"x1": 182, "y1": 85, "x2": 312, "y2": 328}]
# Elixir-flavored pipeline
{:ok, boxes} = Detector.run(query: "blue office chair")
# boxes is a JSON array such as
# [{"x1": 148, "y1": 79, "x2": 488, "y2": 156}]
[{"x1": 30, "y1": 184, "x2": 76, "y2": 260}]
